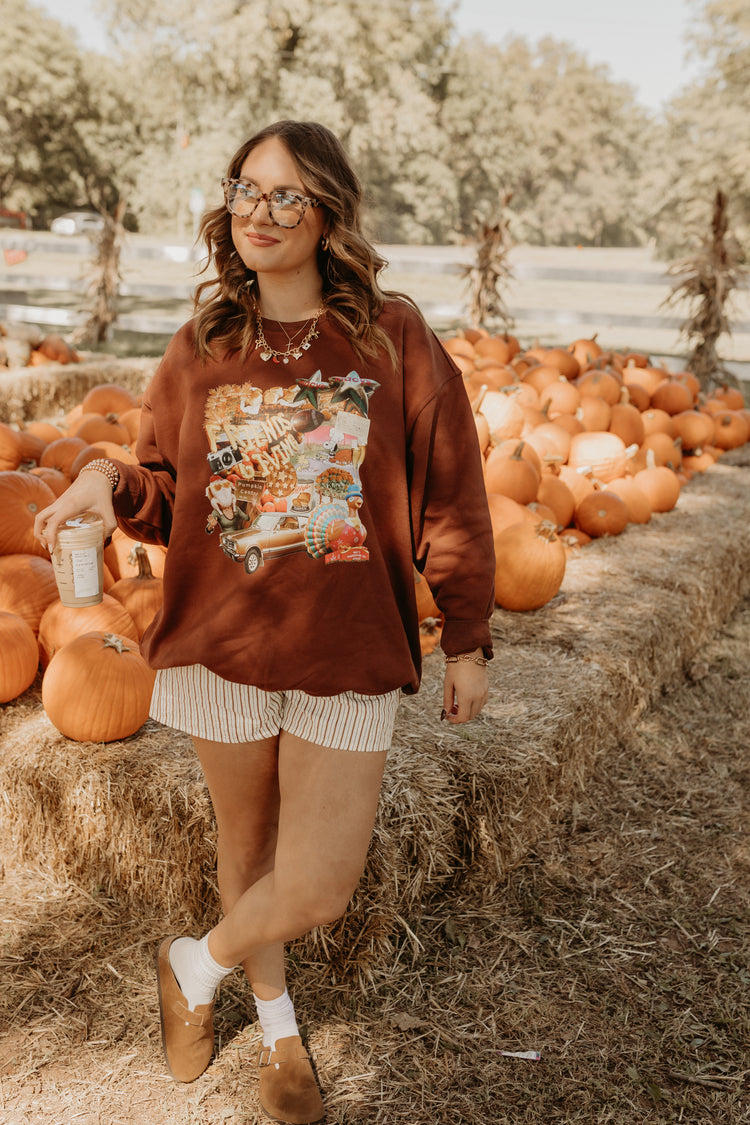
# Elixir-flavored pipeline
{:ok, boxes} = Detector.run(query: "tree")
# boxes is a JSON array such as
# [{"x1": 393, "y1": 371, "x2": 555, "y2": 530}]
[
  {"x1": 651, "y1": 0, "x2": 750, "y2": 254},
  {"x1": 439, "y1": 33, "x2": 654, "y2": 246},
  {"x1": 0, "y1": 0, "x2": 142, "y2": 226},
  {"x1": 98, "y1": 0, "x2": 457, "y2": 241}
]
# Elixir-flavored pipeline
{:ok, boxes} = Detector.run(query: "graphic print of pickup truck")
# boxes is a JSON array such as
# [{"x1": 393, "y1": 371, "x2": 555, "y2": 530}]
[{"x1": 220, "y1": 512, "x2": 308, "y2": 574}]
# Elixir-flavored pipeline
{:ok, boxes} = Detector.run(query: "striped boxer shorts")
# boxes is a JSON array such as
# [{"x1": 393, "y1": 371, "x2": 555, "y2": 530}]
[{"x1": 149, "y1": 664, "x2": 401, "y2": 753}]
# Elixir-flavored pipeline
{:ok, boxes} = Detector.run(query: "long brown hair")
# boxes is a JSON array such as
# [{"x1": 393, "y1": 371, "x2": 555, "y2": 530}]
[{"x1": 192, "y1": 120, "x2": 412, "y2": 365}]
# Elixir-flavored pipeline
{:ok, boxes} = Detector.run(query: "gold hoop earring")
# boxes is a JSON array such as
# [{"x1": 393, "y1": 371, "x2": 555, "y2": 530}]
[{"x1": 321, "y1": 235, "x2": 330, "y2": 251}]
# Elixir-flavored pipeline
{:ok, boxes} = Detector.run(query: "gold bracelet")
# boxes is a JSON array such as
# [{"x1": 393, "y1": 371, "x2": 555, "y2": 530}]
[
  {"x1": 445, "y1": 654, "x2": 489, "y2": 666},
  {"x1": 79, "y1": 458, "x2": 120, "y2": 490}
]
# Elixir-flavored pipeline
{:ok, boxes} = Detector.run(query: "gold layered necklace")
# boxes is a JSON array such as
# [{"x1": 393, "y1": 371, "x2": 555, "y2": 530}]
[{"x1": 254, "y1": 304, "x2": 324, "y2": 363}]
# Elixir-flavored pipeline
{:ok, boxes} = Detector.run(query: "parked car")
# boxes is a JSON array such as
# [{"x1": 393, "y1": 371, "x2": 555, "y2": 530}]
[
  {"x1": 50, "y1": 211, "x2": 104, "y2": 236},
  {"x1": 0, "y1": 208, "x2": 29, "y2": 230},
  {"x1": 220, "y1": 512, "x2": 309, "y2": 574}
]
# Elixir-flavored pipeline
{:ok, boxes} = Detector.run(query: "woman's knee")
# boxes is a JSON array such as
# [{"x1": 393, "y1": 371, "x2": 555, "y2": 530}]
[
  {"x1": 216, "y1": 820, "x2": 277, "y2": 883},
  {"x1": 282, "y1": 875, "x2": 359, "y2": 931}
]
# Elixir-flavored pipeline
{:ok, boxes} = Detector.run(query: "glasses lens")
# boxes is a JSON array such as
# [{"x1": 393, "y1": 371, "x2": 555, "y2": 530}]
[
  {"x1": 269, "y1": 192, "x2": 305, "y2": 227},
  {"x1": 225, "y1": 182, "x2": 260, "y2": 216}
]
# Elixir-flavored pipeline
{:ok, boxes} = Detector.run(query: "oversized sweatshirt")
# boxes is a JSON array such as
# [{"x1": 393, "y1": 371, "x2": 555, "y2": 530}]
[{"x1": 112, "y1": 298, "x2": 495, "y2": 696}]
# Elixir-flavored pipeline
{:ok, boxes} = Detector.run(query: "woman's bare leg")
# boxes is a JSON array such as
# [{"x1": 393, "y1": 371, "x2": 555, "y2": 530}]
[
  {"x1": 192, "y1": 734, "x2": 286, "y2": 999},
  {"x1": 207, "y1": 731, "x2": 388, "y2": 968}
]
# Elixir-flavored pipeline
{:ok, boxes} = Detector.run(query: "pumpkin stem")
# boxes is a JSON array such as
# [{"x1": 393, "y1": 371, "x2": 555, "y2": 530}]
[
  {"x1": 471, "y1": 385, "x2": 488, "y2": 413},
  {"x1": 102, "y1": 633, "x2": 131, "y2": 652},
  {"x1": 127, "y1": 543, "x2": 155, "y2": 579},
  {"x1": 535, "y1": 519, "x2": 559, "y2": 542}
]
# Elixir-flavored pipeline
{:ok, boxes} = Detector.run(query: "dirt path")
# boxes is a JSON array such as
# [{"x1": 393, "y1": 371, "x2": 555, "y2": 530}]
[{"x1": 1, "y1": 585, "x2": 748, "y2": 1124}]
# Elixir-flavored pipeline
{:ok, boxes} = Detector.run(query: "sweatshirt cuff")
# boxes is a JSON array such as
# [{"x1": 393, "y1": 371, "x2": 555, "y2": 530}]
[
  {"x1": 440, "y1": 619, "x2": 493, "y2": 661},
  {"x1": 111, "y1": 461, "x2": 143, "y2": 518}
]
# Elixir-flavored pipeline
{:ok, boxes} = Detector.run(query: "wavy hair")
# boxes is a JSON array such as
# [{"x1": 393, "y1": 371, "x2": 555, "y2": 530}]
[{"x1": 192, "y1": 120, "x2": 414, "y2": 366}]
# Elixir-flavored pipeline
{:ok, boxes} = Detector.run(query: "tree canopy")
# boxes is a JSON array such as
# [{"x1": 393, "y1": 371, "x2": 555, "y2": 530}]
[{"x1": 1, "y1": 0, "x2": 747, "y2": 252}]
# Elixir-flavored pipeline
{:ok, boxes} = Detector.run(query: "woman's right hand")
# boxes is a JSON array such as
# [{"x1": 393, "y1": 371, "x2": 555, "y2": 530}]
[{"x1": 34, "y1": 470, "x2": 118, "y2": 553}]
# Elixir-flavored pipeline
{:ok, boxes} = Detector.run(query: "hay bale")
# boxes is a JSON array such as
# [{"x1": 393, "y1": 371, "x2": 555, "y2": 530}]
[
  {"x1": 0, "y1": 356, "x2": 160, "y2": 424},
  {"x1": 1, "y1": 450, "x2": 749, "y2": 989}
]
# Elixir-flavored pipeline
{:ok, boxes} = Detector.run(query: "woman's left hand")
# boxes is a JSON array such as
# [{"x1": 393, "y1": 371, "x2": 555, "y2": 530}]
[{"x1": 441, "y1": 649, "x2": 489, "y2": 724}]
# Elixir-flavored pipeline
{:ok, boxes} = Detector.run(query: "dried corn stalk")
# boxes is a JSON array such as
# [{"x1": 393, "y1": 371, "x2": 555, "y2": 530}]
[
  {"x1": 462, "y1": 192, "x2": 515, "y2": 332},
  {"x1": 663, "y1": 189, "x2": 748, "y2": 392},
  {"x1": 73, "y1": 197, "x2": 128, "y2": 346}
]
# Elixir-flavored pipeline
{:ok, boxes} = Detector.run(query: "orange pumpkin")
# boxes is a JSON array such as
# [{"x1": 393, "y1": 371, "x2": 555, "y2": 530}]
[
  {"x1": 71, "y1": 413, "x2": 131, "y2": 446},
  {"x1": 670, "y1": 409, "x2": 716, "y2": 451},
  {"x1": 649, "y1": 379, "x2": 694, "y2": 415},
  {"x1": 40, "y1": 436, "x2": 89, "y2": 478},
  {"x1": 0, "y1": 553, "x2": 59, "y2": 633},
  {"x1": 523, "y1": 421, "x2": 571, "y2": 465},
  {"x1": 490, "y1": 438, "x2": 543, "y2": 478},
  {"x1": 38, "y1": 594, "x2": 139, "y2": 667},
  {"x1": 711, "y1": 410, "x2": 749, "y2": 450},
  {"x1": 640, "y1": 409, "x2": 677, "y2": 438},
  {"x1": 567, "y1": 431, "x2": 631, "y2": 483},
  {"x1": 484, "y1": 442, "x2": 540, "y2": 504},
  {"x1": 42, "y1": 631, "x2": 155, "y2": 742},
  {"x1": 576, "y1": 370, "x2": 621, "y2": 406},
  {"x1": 634, "y1": 465, "x2": 681, "y2": 513},
  {"x1": 538, "y1": 377, "x2": 581, "y2": 419},
  {"x1": 29, "y1": 466, "x2": 71, "y2": 497},
  {"x1": 576, "y1": 396, "x2": 612, "y2": 432},
  {"x1": 622, "y1": 365, "x2": 666, "y2": 397},
  {"x1": 16, "y1": 429, "x2": 47, "y2": 465},
  {"x1": 80, "y1": 383, "x2": 138, "y2": 416},
  {"x1": 541, "y1": 347, "x2": 580, "y2": 381},
  {"x1": 474, "y1": 336, "x2": 512, "y2": 366},
  {"x1": 709, "y1": 384, "x2": 745, "y2": 412},
  {"x1": 37, "y1": 333, "x2": 77, "y2": 364},
  {"x1": 622, "y1": 382, "x2": 651, "y2": 412},
  {"x1": 536, "y1": 474, "x2": 576, "y2": 530},
  {"x1": 640, "y1": 431, "x2": 682, "y2": 470},
  {"x1": 103, "y1": 529, "x2": 167, "y2": 581},
  {"x1": 24, "y1": 421, "x2": 65, "y2": 445},
  {"x1": 478, "y1": 391, "x2": 525, "y2": 444},
  {"x1": 605, "y1": 477, "x2": 652, "y2": 524},
  {"x1": 493, "y1": 519, "x2": 566, "y2": 611},
  {"x1": 558, "y1": 465, "x2": 596, "y2": 507},
  {"x1": 574, "y1": 489, "x2": 629, "y2": 538},
  {"x1": 118, "y1": 407, "x2": 143, "y2": 445},
  {"x1": 608, "y1": 403, "x2": 645, "y2": 447},
  {"x1": 568, "y1": 336, "x2": 602, "y2": 369},
  {"x1": 0, "y1": 423, "x2": 23, "y2": 471},
  {"x1": 108, "y1": 544, "x2": 164, "y2": 638},
  {"x1": 521, "y1": 364, "x2": 562, "y2": 396},
  {"x1": 486, "y1": 494, "x2": 540, "y2": 539},
  {"x1": 0, "y1": 611, "x2": 40, "y2": 702},
  {"x1": 0, "y1": 471, "x2": 55, "y2": 558}
]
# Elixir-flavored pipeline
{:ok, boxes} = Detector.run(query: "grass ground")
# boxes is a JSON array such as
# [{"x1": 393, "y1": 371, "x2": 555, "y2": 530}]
[{"x1": 1, "y1": 591, "x2": 748, "y2": 1124}]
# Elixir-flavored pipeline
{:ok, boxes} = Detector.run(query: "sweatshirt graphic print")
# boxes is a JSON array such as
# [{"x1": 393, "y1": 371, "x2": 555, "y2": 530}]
[{"x1": 203, "y1": 368, "x2": 379, "y2": 572}]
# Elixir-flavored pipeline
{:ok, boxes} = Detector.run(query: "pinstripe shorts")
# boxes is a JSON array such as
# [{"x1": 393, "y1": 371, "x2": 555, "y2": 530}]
[{"x1": 149, "y1": 664, "x2": 400, "y2": 752}]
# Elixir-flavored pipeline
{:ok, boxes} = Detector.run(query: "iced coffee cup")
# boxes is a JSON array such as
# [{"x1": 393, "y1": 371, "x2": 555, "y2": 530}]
[{"x1": 50, "y1": 513, "x2": 105, "y2": 607}]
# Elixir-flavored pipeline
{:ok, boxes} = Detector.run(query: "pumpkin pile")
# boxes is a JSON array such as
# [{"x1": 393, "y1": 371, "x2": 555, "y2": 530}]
[
  {"x1": 0, "y1": 322, "x2": 80, "y2": 369},
  {"x1": 418, "y1": 330, "x2": 749, "y2": 637},
  {"x1": 0, "y1": 380, "x2": 163, "y2": 738}
]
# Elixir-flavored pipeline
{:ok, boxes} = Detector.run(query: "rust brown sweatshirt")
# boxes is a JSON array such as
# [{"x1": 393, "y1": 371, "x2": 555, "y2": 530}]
[{"x1": 112, "y1": 298, "x2": 495, "y2": 695}]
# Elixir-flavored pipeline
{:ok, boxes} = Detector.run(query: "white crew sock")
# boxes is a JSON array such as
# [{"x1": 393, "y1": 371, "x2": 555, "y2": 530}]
[
  {"x1": 168, "y1": 934, "x2": 235, "y2": 1011},
  {"x1": 254, "y1": 989, "x2": 300, "y2": 1051}
]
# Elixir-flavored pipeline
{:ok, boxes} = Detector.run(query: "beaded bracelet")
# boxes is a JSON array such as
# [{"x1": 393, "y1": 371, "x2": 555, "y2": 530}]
[
  {"x1": 79, "y1": 458, "x2": 120, "y2": 490},
  {"x1": 445, "y1": 653, "x2": 489, "y2": 666}
]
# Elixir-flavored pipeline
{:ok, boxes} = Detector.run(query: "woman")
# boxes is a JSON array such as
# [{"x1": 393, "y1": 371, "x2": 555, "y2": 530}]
[{"x1": 35, "y1": 120, "x2": 495, "y2": 1125}]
